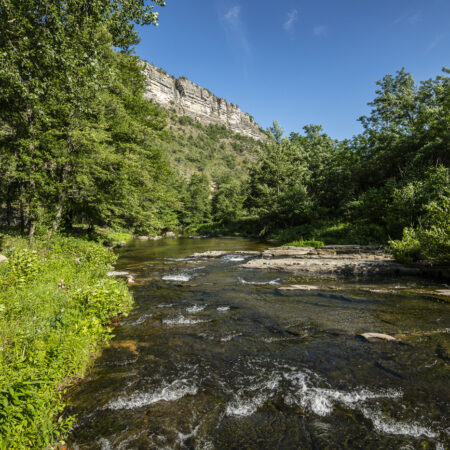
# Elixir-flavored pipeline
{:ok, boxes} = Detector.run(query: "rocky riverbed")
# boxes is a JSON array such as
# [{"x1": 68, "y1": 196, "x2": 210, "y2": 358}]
[
  {"x1": 238, "y1": 245, "x2": 423, "y2": 277},
  {"x1": 67, "y1": 238, "x2": 450, "y2": 449}
]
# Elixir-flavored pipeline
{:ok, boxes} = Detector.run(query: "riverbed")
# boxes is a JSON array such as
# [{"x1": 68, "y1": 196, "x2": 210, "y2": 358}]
[{"x1": 67, "y1": 238, "x2": 449, "y2": 449}]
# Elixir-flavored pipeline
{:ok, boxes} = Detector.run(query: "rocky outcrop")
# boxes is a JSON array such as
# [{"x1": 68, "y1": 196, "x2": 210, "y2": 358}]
[
  {"x1": 142, "y1": 63, "x2": 267, "y2": 141},
  {"x1": 242, "y1": 245, "x2": 420, "y2": 277}
]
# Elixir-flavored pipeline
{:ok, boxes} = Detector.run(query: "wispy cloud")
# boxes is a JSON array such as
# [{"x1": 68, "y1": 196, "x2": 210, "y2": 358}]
[
  {"x1": 222, "y1": 4, "x2": 251, "y2": 55},
  {"x1": 224, "y1": 5, "x2": 241, "y2": 25},
  {"x1": 313, "y1": 25, "x2": 328, "y2": 37},
  {"x1": 427, "y1": 34, "x2": 445, "y2": 52},
  {"x1": 394, "y1": 11, "x2": 421, "y2": 25},
  {"x1": 283, "y1": 9, "x2": 298, "y2": 33}
]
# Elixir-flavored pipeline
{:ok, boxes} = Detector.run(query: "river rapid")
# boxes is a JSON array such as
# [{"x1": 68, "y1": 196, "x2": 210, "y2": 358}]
[{"x1": 67, "y1": 238, "x2": 449, "y2": 449}]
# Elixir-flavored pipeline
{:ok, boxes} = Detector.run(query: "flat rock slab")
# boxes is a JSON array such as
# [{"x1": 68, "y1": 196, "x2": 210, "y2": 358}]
[
  {"x1": 241, "y1": 257, "x2": 419, "y2": 277},
  {"x1": 262, "y1": 246, "x2": 391, "y2": 260},
  {"x1": 360, "y1": 332, "x2": 397, "y2": 342},
  {"x1": 435, "y1": 289, "x2": 450, "y2": 297},
  {"x1": 190, "y1": 251, "x2": 261, "y2": 258},
  {"x1": 278, "y1": 285, "x2": 320, "y2": 291}
]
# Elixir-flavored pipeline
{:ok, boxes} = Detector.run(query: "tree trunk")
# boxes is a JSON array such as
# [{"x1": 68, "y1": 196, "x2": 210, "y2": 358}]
[
  {"x1": 51, "y1": 192, "x2": 67, "y2": 231},
  {"x1": 26, "y1": 104, "x2": 37, "y2": 239}
]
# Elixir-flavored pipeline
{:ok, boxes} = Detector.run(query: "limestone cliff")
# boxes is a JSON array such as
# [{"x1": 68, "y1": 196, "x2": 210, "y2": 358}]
[{"x1": 142, "y1": 63, "x2": 266, "y2": 141}]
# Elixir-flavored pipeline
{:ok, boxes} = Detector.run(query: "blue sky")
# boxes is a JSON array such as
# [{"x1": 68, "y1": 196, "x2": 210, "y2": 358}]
[{"x1": 136, "y1": 0, "x2": 450, "y2": 140}]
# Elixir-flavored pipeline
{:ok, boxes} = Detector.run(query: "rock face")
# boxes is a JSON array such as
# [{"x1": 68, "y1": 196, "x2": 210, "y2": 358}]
[{"x1": 142, "y1": 63, "x2": 267, "y2": 141}]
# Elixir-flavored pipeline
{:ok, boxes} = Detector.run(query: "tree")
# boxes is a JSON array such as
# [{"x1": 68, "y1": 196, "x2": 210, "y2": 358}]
[
  {"x1": 181, "y1": 173, "x2": 212, "y2": 228},
  {"x1": 0, "y1": 0, "x2": 166, "y2": 236}
]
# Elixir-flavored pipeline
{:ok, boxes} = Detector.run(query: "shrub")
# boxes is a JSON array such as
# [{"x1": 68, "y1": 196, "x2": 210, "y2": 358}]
[
  {"x1": 0, "y1": 235, "x2": 133, "y2": 447},
  {"x1": 285, "y1": 239, "x2": 324, "y2": 248}
]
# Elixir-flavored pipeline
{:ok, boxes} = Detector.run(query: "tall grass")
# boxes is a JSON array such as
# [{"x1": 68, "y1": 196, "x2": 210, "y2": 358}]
[{"x1": 0, "y1": 235, "x2": 133, "y2": 448}]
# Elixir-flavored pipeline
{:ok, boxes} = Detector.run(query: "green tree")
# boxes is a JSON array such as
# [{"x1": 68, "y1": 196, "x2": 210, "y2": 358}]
[{"x1": 0, "y1": 0, "x2": 165, "y2": 236}]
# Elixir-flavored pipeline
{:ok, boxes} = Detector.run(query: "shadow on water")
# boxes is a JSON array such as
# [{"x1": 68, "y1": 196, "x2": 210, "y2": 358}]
[{"x1": 67, "y1": 238, "x2": 450, "y2": 449}]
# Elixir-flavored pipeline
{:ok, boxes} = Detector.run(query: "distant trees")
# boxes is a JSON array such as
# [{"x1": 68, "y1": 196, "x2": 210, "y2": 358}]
[{"x1": 244, "y1": 68, "x2": 449, "y2": 260}]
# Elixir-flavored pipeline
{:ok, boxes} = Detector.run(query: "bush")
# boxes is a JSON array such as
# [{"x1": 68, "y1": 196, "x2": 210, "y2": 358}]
[
  {"x1": 390, "y1": 191, "x2": 450, "y2": 263},
  {"x1": 389, "y1": 228, "x2": 422, "y2": 264},
  {"x1": 0, "y1": 235, "x2": 133, "y2": 447},
  {"x1": 285, "y1": 239, "x2": 324, "y2": 248}
]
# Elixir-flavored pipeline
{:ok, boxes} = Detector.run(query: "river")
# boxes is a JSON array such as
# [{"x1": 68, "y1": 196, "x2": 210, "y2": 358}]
[{"x1": 67, "y1": 238, "x2": 449, "y2": 449}]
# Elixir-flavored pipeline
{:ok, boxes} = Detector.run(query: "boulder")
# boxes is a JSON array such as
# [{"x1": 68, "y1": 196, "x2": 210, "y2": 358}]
[
  {"x1": 0, "y1": 255, "x2": 8, "y2": 264},
  {"x1": 137, "y1": 236, "x2": 149, "y2": 241},
  {"x1": 164, "y1": 231, "x2": 176, "y2": 238}
]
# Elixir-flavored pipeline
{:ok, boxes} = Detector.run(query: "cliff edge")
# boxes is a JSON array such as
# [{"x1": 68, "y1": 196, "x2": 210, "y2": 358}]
[{"x1": 142, "y1": 62, "x2": 267, "y2": 141}]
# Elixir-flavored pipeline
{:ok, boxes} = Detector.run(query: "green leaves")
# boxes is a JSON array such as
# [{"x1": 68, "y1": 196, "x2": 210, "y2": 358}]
[{"x1": 0, "y1": 235, "x2": 133, "y2": 447}]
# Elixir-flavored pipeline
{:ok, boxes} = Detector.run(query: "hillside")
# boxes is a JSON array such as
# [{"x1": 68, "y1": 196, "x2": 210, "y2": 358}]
[{"x1": 157, "y1": 110, "x2": 265, "y2": 181}]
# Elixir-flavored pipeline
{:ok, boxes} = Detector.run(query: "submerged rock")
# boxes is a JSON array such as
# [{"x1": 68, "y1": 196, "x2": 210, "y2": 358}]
[
  {"x1": 190, "y1": 250, "x2": 261, "y2": 258},
  {"x1": 360, "y1": 332, "x2": 397, "y2": 342},
  {"x1": 278, "y1": 285, "x2": 320, "y2": 291}
]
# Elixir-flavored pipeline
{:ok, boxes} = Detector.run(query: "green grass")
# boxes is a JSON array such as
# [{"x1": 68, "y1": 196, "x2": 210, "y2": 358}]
[
  {"x1": 284, "y1": 239, "x2": 324, "y2": 248},
  {"x1": 0, "y1": 234, "x2": 133, "y2": 448}
]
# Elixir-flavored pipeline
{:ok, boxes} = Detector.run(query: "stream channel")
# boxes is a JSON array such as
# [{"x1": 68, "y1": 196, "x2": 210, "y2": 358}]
[{"x1": 67, "y1": 237, "x2": 449, "y2": 449}]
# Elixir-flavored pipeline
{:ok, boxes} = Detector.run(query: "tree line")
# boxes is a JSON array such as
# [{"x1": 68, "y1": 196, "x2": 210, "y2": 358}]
[{"x1": 0, "y1": 1, "x2": 448, "y2": 262}]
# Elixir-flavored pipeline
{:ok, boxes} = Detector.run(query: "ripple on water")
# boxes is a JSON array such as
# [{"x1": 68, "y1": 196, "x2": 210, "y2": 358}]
[
  {"x1": 163, "y1": 315, "x2": 209, "y2": 326},
  {"x1": 221, "y1": 255, "x2": 246, "y2": 262},
  {"x1": 222, "y1": 361, "x2": 438, "y2": 439},
  {"x1": 106, "y1": 379, "x2": 198, "y2": 410},
  {"x1": 237, "y1": 277, "x2": 280, "y2": 285},
  {"x1": 162, "y1": 274, "x2": 192, "y2": 282},
  {"x1": 186, "y1": 305, "x2": 206, "y2": 313}
]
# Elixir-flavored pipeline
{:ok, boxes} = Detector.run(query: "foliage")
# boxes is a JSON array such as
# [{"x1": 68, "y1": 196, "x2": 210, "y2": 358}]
[
  {"x1": 0, "y1": 0, "x2": 173, "y2": 237},
  {"x1": 285, "y1": 239, "x2": 325, "y2": 248},
  {"x1": 390, "y1": 187, "x2": 450, "y2": 263},
  {"x1": 0, "y1": 235, "x2": 133, "y2": 448}
]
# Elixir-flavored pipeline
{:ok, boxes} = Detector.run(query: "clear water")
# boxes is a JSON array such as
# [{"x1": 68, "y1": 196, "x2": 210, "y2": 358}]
[{"x1": 67, "y1": 238, "x2": 450, "y2": 449}]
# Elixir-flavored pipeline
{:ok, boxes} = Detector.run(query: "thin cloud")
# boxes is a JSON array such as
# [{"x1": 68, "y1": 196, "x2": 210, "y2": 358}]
[
  {"x1": 427, "y1": 34, "x2": 445, "y2": 52},
  {"x1": 313, "y1": 25, "x2": 328, "y2": 37},
  {"x1": 283, "y1": 9, "x2": 298, "y2": 33},
  {"x1": 394, "y1": 11, "x2": 421, "y2": 25},
  {"x1": 225, "y1": 5, "x2": 241, "y2": 25},
  {"x1": 222, "y1": 4, "x2": 251, "y2": 55}
]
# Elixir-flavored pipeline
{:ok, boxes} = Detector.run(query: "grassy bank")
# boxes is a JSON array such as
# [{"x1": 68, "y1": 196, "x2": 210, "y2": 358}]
[{"x1": 0, "y1": 234, "x2": 133, "y2": 448}]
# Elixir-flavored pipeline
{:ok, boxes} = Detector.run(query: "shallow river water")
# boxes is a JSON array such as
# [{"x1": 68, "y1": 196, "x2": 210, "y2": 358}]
[{"x1": 67, "y1": 238, "x2": 449, "y2": 449}]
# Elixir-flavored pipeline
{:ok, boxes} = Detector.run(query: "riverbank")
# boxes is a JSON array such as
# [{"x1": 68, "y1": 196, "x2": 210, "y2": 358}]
[{"x1": 0, "y1": 234, "x2": 133, "y2": 448}]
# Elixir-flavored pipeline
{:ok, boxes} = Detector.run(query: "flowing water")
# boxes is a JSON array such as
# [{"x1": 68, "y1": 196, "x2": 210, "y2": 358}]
[{"x1": 67, "y1": 238, "x2": 449, "y2": 449}]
